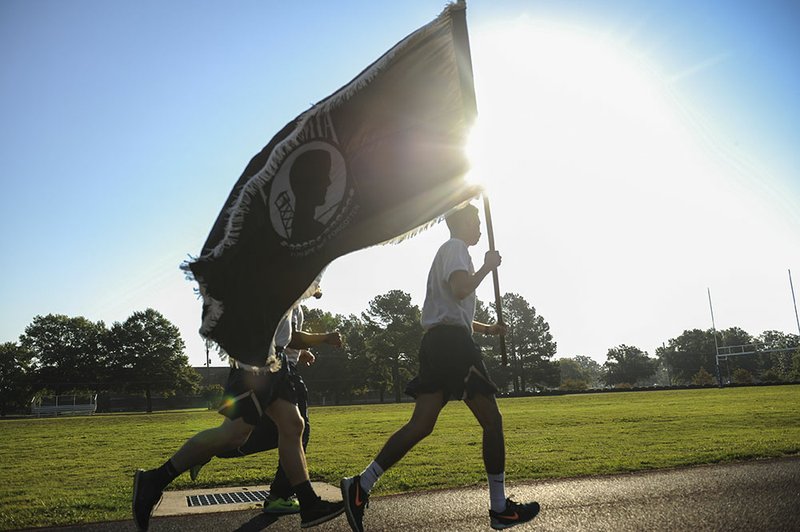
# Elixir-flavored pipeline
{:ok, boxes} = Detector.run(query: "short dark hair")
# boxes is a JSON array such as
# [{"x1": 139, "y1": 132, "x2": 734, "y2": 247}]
[{"x1": 445, "y1": 203, "x2": 479, "y2": 232}]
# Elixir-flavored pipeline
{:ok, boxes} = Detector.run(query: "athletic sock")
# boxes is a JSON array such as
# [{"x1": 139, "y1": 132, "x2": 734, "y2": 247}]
[
  {"x1": 152, "y1": 459, "x2": 181, "y2": 490},
  {"x1": 488, "y1": 472, "x2": 506, "y2": 513},
  {"x1": 292, "y1": 480, "x2": 319, "y2": 508},
  {"x1": 359, "y1": 460, "x2": 384, "y2": 493}
]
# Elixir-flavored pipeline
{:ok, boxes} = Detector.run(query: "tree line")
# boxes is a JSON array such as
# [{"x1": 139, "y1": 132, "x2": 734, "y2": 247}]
[
  {"x1": 297, "y1": 290, "x2": 558, "y2": 405},
  {"x1": 2, "y1": 291, "x2": 799, "y2": 415},
  {"x1": 558, "y1": 328, "x2": 800, "y2": 390},
  {"x1": 0, "y1": 309, "x2": 198, "y2": 415}
]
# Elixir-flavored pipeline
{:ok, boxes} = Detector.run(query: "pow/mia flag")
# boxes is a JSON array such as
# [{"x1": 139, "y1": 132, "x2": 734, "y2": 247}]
[{"x1": 185, "y1": 0, "x2": 480, "y2": 366}]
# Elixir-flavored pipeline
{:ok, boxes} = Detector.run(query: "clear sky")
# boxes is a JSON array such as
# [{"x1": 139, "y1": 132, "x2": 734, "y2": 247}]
[{"x1": 2, "y1": 0, "x2": 798, "y2": 367}]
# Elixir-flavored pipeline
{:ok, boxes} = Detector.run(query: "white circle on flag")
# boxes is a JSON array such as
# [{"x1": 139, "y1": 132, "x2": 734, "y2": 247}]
[{"x1": 268, "y1": 140, "x2": 347, "y2": 241}]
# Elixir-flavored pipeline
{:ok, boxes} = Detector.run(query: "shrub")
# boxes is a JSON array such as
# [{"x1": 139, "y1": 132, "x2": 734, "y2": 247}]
[
  {"x1": 759, "y1": 369, "x2": 782, "y2": 383},
  {"x1": 692, "y1": 367, "x2": 715, "y2": 386},
  {"x1": 732, "y1": 368, "x2": 754, "y2": 384},
  {"x1": 559, "y1": 378, "x2": 588, "y2": 391},
  {"x1": 200, "y1": 384, "x2": 224, "y2": 408}
]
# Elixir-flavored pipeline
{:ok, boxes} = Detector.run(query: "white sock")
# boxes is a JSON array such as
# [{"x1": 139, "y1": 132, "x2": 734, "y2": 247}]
[
  {"x1": 488, "y1": 472, "x2": 506, "y2": 512},
  {"x1": 359, "y1": 461, "x2": 384, "y2": 493}
]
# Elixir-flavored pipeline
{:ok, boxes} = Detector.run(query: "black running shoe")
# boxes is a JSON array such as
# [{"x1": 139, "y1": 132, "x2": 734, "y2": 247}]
[
  {"x1": 132, "y1": 469, "x2": 163, "y2": 531},
  {"x1": 299, "y1": 497, "x2": 344, "y2": 528},
  {"x1": 341, "y1": 475, "x2": 369, "y2": 532},
  {"x1": 489, "y1": 498, "x2": 540, "y2": 530}
]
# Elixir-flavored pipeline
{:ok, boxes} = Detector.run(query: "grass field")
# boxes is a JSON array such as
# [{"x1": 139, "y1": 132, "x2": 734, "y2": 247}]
[{"x1": 1, "y1": 386, "x2": 798, "y2": 529}]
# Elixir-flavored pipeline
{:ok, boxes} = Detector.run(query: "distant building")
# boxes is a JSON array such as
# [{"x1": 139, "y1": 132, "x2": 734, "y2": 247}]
[{"x1": 192, "y1": 366, "x2": 230, "y2": 388}]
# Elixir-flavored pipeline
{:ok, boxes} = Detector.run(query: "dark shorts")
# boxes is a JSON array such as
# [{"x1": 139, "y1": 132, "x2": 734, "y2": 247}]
[
  {"x1": 216, "y1": 362, "x2": 310, "y2": 457},
  {"x1": 219, "y1": 354, "x2": 299, "y2": 426},
  {"x1": 405, "y1": 325, "x2": 498, "y2": 403}
]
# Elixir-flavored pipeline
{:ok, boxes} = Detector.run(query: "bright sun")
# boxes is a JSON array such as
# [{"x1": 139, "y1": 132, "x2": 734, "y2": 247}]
[
  {"x1": 465, "y1": 19, "x2": 745, "y2": 270},
  {"x1": 459, "y1": 18, "x2": 795, "y2": 348}
]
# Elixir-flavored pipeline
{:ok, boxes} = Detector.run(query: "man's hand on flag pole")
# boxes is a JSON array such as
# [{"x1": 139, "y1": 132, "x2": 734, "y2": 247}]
[{"x1": 483, "y1": 250, "x2": 502, "y2": 270}]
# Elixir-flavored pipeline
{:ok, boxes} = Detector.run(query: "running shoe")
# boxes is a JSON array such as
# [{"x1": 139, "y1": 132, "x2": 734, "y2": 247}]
[
  {"x1": 263, "y1": 494, "x2": 301, "y2": 515},
  {"x1": 299, "y1": 497, "x2": 344, "y2": 528},
  {"x1": 189, "y1": 461, "x2": 208, "y2": 482},
  {"x1": 489, "y1": 498, "x2": 541, "y2": 530},
  {"x1": 340, "y1": 475, "x2": 369, "y2": 532},
  {"x1": 132, "y1": 469, "x2": 163, "y2": 531}
]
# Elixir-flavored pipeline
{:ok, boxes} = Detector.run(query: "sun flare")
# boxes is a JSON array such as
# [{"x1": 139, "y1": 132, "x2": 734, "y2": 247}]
[{"x1": 465, "y1": 19, "x2": 740, "y2": 259}]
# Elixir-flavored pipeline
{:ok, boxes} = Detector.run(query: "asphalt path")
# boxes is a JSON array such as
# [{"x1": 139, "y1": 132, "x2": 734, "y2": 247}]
[{"x1": 31, "y1": 457, "x2": 800, "y2": 531}]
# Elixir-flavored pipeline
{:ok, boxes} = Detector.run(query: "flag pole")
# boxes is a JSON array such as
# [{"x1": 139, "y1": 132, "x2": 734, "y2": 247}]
[
  {"x1": 482, "y1": 193, "x2": 507, "y2": 366},
  {"x1": 453, "y1": 3, "x2": 505, "y2": 363}
]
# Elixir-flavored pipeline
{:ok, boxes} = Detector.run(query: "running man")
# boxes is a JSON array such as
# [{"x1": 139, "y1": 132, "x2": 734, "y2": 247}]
[
  {"x1": 190, "y1": 291, "x2": 334, "y2": 516},
  {"x1": 340, "y1": 203, "x2": 540, "y2": 531},
  {"x1": 132, "y1": 303, "x2": 344, "y2": 530}
]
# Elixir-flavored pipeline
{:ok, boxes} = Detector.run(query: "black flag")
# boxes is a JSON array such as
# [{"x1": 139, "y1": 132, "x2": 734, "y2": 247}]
[{"x1": 186, "y1": 1, "x2": 479, "y2": 366}]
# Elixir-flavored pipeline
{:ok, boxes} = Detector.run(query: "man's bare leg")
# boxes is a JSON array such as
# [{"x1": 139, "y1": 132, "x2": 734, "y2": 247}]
[
  {"x1": 133, "y1": 416, "x2": 254, "y2": 531},
  {"x1": 264, "y1": 398, "x2": 307, "y2": 485},
  {"x1": 374, "y1": 391, "x2": 445, "y2": 470},
  {"x1": 341, "y1": 391, "x2": 444, "y2": 532},
  {"x1": 464, "y1": 393, "x2": 505, "y2": 474},
  {"x1": 264, "y1": 397, "x2": 345, "y2": 527},
  {"x1": 464, "y1": 393, "x2": 540, "y2": 528},
  {"x1": 170, "y1": 416, "x2": 254, "y2": 472}
]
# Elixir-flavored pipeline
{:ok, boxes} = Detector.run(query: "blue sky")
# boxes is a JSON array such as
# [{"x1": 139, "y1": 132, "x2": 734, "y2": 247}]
[{"x1": 2, "y1": 0, "x2": 798, "y2": 367}]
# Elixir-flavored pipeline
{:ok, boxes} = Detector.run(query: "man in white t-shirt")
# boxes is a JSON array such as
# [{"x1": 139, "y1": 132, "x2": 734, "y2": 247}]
[{"x1": 341, "y1": 203, "x2": 541, "y2": 531}]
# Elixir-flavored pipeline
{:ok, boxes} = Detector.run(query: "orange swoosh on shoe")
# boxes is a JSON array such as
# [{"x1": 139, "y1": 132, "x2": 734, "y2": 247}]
[
  {"x1": 504, "y1": 512, "x2": 519, "y2": 520},
  {"x1": 354, "y1": 484, "x2": 363, "y2": 507}
]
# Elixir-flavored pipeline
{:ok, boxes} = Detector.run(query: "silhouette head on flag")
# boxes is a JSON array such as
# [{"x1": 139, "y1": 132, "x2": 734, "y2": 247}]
[
  {"x1": 184, "y1": 0, "x2": 481, "y2": 366},
  {"x1": 288, "y1": 149, "x2": 332, "y2": 243}
]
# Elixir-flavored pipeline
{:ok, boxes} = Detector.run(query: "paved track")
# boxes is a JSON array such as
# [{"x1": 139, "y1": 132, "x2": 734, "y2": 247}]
[{"x1": 34, "y1": 457, "x2": 800, "y2": 531}]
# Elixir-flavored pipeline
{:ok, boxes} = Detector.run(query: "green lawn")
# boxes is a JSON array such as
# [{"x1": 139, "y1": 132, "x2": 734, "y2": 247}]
[{"x1": 1, "y1": 386, "x2": 798, "y2": 529}]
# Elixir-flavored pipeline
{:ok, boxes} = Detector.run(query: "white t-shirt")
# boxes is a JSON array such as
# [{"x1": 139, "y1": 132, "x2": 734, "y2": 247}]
[
  {"x1": 420, "y1": 238, "x2": 475, "y2": 333},
  {"x1": 273, "y1": 308, "x2": 293, "y2": 352},
  {"x1": 283, "y1": 306, "x2": 304, "y2": 364}
]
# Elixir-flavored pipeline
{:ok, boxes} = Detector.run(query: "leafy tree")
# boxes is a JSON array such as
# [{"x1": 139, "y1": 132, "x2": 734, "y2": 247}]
[
  {"x1": 603, "y1": 345, "x2": 656, "y2": 387},
  {"x1": 651, "y1": 359, "x2": 672, "y2": 386},
  {"x1": 558, "y1": 355, "x2": 603, "y2": 388},
  {"x1": 332, "y1": 314, "x2": 371, "y2": 403},
  {"x1": 791, "y1": 352, "x2": 800, "y2": 381},
  {"x1": 500, "y1": 293, "x2": 558, "y2": 392},
  {"x1": 719, "y1": 327, "x2": 757, "y2": 375},
  {"x1": 756, "y1": 331, "x2": 799, "y2": 380},
  {"x1": 107, "y1": 309, "x2": 198, "y2": 412},
  {"x1": 20, "y1": 314, "x2": 108, "y2": 394},
  {"x1": 558, "y1": 358, "x2": 586, "y2": 383},
  {"x1": 475, "y1": 298, "x2": 510, "y2": 390},
  {"x1": 299, "y1": 308, "x2": 353, "y2": 405},
  {"x1": 0, "y1": 342, "x2": 33, "y2": 416},
  {"x1": 657, "y1": 329, "x2": 717, "y2": 385},
  {"x1": 362, "y1": 290, "x2": 423, "y2": 402}
]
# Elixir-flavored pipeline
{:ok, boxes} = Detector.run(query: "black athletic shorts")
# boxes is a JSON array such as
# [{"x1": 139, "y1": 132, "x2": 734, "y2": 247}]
[
  {"x1": 219, "y1": 353, "x2": 299, "y2": 426},
  {"x1": 405, "y1": 324, "x2": 498, "y2": 403}
]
